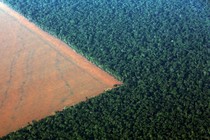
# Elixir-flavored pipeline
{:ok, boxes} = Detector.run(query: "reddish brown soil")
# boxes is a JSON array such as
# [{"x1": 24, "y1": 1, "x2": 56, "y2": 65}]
[{"x1": 0, "y1": 3, "x2": 122, "y2": 137}]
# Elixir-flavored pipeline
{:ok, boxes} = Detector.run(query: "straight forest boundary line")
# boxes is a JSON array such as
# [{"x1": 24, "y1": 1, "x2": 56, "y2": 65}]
[
  {"x1": 1, "y1": 0, "x2": 209, "y2": 139},
  {"x1": 0, "y1": 2, "x2": 122, "y2": 137},
  {"x1": 0, "y1": 2, "x2": 121, "y2": 85}
]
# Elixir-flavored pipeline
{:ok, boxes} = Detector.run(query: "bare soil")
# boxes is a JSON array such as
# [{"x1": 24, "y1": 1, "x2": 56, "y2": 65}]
[{"x1": 0, "y1": 3, "x2": 122, "y2": 137}]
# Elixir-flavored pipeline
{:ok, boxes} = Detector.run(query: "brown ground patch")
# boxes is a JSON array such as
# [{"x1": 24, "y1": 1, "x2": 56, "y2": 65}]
[{"x1": 0, "y1": 3, "x2": 122, "y2": 137}]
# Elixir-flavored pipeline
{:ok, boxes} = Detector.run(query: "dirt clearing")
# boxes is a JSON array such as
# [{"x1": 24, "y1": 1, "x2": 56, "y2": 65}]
[{"x1": 0, "y1": 3, "x2": 122, "y2": 137}]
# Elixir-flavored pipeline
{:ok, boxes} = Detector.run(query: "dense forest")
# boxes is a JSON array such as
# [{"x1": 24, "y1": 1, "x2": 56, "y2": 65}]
[{"x1": 1, "y1": 0, "x2": 210, "y2": 139}]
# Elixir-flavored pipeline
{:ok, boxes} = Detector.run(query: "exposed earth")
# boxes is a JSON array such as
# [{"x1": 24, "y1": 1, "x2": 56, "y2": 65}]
[{"x1": 0, "y1": 3, "x2": 121, "y2": 137}]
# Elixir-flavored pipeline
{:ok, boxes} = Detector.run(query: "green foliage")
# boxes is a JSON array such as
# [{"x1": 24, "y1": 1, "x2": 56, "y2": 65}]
[{"x1": 1, "y1": 0, "x2": 210, "y2": 139}]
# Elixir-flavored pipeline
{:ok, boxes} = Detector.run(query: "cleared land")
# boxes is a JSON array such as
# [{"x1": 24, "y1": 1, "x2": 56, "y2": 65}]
[{"x1": 0, "y1": 3, "x2": 121, "y2": 137}]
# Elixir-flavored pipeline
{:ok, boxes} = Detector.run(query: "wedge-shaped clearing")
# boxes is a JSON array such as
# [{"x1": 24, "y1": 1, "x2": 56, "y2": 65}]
[{"x1": 0, "y1": 3, "x2": 121, "y2": 137}]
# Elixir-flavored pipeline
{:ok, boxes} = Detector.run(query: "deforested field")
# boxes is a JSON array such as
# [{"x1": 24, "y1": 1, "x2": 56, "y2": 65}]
[
  {"x1": 1, "y1": 0, "x2": 210, "y2": 139},
  {"x1": 0, "y1": 3, "x2": 121, "y2": 137}
]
